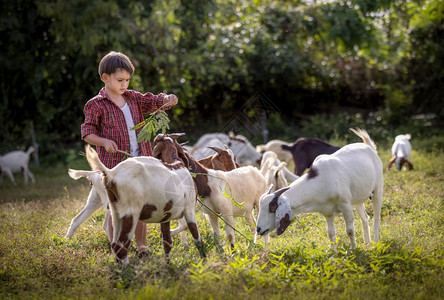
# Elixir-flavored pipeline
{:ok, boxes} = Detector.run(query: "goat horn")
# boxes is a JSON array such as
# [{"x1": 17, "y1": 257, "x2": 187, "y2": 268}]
[
  {"x1": 274, "y1": 186, "x2": 290, "y2": 198},
  {"x1": 169, "y1": 133, "x2": 186, "y2": 139},
  {"x1": 207, "y1": 146, "x2": 223, "y2": 154}
]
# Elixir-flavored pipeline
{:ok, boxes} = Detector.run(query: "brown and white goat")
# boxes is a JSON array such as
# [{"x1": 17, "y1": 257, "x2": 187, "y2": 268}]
[
  {"x1": 153, "y1": 134, "x2": 267, "y2": 250},
  {"x1": 198, "y1": 146, "x2": 240, "y2": 170},
  {"x1": 282, "y1": 138, "x2": 340, "y2": 176},
  {"x1": 85, "y1": 136, "x2": 205, "y2": 267},
  {"x1": 387, "y1": 134, "x2": 413, "y2": 171},
  {"x1": 257, "y1": 128, "x2": 383, "y2": 249},
  {"x1": 169, "y1": 145, "x2": 239, "y2": 245}
]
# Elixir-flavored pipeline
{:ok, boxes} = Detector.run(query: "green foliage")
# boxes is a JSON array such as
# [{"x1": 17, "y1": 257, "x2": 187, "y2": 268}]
[
  {"x1": 132, "y1": 110, "x2": 170, "y2": 143},
  {"x1": 0, "y1": 0, "x2": 442, "y2": 162}
]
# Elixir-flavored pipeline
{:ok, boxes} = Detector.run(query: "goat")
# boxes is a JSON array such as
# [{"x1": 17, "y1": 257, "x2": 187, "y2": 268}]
[
  {"x1": 257, "y1": 128, "x2": 383, "y2": 249},
  {"x1": 387, "y1": 134, "x2": 413, "y2": 171},
  {"x1": 65, "y1": 145, "x2": 239, "y2": 246},
  {"x1": 260, "y1": 151, "x2": 299, "y2": 184},
  {"x1": 65, "y1": 170, "x2": 112, "y2": 241},
  {"x1": 84, "y1": 135, "x2": 205, "y2": 267},
  {"x1": 256, "y1": 139, "x2": 293, "y2": 165},
  {"x1": 191, "y1": 132, "x2": 262, "y2": 166},
  {"x1": 260, "y1": 152, "x2": 289, "y2": 193},
  {"x1": 282, "y1": 138, "x2": 340, "y2": 176},
  {"x1": 198, "y1": 146, "x2": 240, "y2": 170},
  {"x1": 0, "y1": 146, "x2": 35, "y2": 185},
  {"x1": 173, "y1": 145, "x2": 239, "y2": 245},
  {"x1": 153, "y1": 134, "x2": 267, "y2": 249}
]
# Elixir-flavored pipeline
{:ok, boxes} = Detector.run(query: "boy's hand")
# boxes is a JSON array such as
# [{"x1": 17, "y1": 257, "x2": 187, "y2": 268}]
[
  {"x1": 163, "y1": 94, "x2": 178, "y2": 110},
  {"x1": 103, "y1": 139, "x2": 118, "y2": 153}
]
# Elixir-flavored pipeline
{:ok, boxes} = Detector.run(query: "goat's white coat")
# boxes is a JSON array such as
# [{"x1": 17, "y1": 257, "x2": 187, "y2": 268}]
[
  {"x1": 256, "y1": 129, "x2": 383, "y2": 248},
  {"x1": 65, "y1": 170, "x2": 112, "y2": 240},
  {"x1": 191, "y1": 133, "x2": 262, "y2": 166},
  {"x1": 204, "y1": 166, "x2": 267, "y2": 246},
  {"x1": 391, "y1": 134, "x2": 412, "y2": 171},
  {"x1": 256, "y1": 140, "x2": 293, "y2": 164},
  {"x1": 260, "y1": 151, "x2": 299, "y2": 183},
  {"x1": 172, "y1": 165, "x2": 268, "y2": 247},
  {"x1": 0, "y1": 147, "x2": 35, "y2": 185},
  {"x1": 260, "y1": 152, "x2": 289, "y2": 192}
]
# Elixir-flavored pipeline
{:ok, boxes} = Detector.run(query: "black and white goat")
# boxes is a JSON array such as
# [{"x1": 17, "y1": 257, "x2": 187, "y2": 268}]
[
  {"x1": 84, "y1": 135, "x2": 205, "y2": 267},
  {"x1": 256, "y1": 128, "x2": 383, "y2": 248}
]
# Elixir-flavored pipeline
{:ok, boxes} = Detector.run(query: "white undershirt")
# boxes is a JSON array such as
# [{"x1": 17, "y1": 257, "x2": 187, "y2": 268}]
[{"x1": 120, "y1": 102, "x2": 140, "y2": 157}]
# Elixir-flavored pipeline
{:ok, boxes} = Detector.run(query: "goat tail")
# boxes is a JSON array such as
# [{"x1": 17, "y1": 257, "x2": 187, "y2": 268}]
[
  {"x1": 349, "y1": 128, "x2": 377, "y2": 153},
  {"x1": 85, "y1": 144, "x2": 110, "y2": 175},
  {"x1": 26, "y1": 146, "x2": 35, "y2": 156}
]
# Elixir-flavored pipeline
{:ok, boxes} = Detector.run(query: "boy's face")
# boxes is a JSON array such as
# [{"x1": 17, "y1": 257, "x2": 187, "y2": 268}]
[{"x1": 101, "y1": 68, "x2": 131, "y2": 96}]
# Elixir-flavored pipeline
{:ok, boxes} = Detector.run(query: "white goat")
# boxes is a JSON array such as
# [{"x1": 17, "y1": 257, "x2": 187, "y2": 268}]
[
  {"x1": 0, "y1": 146, "x2": 35, "y2": 185},
  {"x1": 191, "y1": 132, "x2": 262, "y2": 166},
  {"x1": 155, "y1": 136, "x2": 267, "y2": 249},
  {"x1": 256, "y1": 139, "x2": 293, "y2": 165},
  {"x1": 85, "y1": 136, "x2": 205, "y2": 267},
  {"x1": 260, "y1": 151, "x2": 299, "y2": 184},
  {"x1": 256, "y1": 128, "x2": 383, "y2": 248},
  {"x1": 260, "y1": 151, "x2": 289, "y2": 193},
  {"x1": 65, "y1": 170, "x2": 112, "y2": 240},
  {"x1": 388, "y1": 134, "x2": 413, "y2": 171}
]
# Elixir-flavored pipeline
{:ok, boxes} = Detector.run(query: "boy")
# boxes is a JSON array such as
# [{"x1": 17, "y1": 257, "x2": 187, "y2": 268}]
[{"x1": 81, "y1": 51, "x2": 178, "y2": 256}]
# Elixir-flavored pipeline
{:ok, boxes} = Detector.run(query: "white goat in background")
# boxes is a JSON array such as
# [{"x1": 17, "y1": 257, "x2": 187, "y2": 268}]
[
  {"x1": 388, "y1": 134, "x2": 413, "y2": 171},
  {"x1": 256, "y1": 139, "x2": 293, "y2": 165},
  {"x1": 260, "y1": 151, "x2": 289, "y2": 193},
  {"x1": 0, "y1": 146, "x2": 35, "y2": 185},
  {"x1": 256, "y1": 128, "x2": 383, "y2": 249}
]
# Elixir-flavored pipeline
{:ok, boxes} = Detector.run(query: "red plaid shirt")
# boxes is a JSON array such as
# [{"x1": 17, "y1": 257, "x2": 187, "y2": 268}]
[{"x1": 81, "y1": 88, "x2": 166, "y2": 168}]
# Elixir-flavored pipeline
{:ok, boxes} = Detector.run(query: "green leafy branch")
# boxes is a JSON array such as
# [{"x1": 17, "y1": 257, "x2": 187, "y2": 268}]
[{"x1": 131, "y1": 104, "x2": 171, "y2": 143}]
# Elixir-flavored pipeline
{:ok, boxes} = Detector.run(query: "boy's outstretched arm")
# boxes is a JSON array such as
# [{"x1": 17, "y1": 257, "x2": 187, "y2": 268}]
[{"x1": 84, "y1": 134, "x2": 118, "y2": 153}]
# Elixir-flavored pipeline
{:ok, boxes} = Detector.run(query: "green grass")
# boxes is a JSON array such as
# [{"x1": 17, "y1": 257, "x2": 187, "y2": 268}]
[{"x1": 0, "y1": 146, "x2": 443, "y2": 299}]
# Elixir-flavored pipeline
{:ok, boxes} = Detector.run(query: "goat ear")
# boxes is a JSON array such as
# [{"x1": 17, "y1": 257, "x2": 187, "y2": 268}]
[
  {"x1": 169, "y1": 133, "x2": 185, "y2": 139},
  {"x1": 275, "y1": 196, "x2": 292, "y2": 235}
]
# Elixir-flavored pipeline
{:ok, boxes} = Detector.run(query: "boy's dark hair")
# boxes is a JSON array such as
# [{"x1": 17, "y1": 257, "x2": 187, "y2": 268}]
[{"x1": 98, "y1": 51, "x2": 135, "y2": 76}]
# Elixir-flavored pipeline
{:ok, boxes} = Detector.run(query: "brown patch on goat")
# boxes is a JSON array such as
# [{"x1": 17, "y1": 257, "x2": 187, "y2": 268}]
[
  {"x1": 140, "y1": 204, "x2": 157, "y2": 221},
  {"x1": 185, "y1": 152, "x2": 212, "y2": 198},
  {"x1": 276, "y1": 213, "x2": 291, "y2": 235},
  {"x1": 164, "y1": 200, "x2": 173, "y2": 212},
  {"x1": 112, "y1": 215, "x2": 133, "y2": 259},
  {"x1": 104, "y1": 178, "x2": 118, "y2": 204},
  {"x1": 160, "y1": 213, "x2": 172, "y2": 223},
  {"x1": 187, "y1": 222, "x2": 199, "y2": 240},
  {"x1": 153, "y1": 134, "x2": 190, "y2": 170},
  {"x1": 269, "y1": 196, "x2": 279, "y2": 213},
  {"x1": 307, "y1": 166, "x2": 318, "y2": 179},
  {"x1": 400, "y1": 157, "x2": 414, "y2": 170},
  {"x1": 160, "y1": 222, "x2": 172, "y2": 261}
]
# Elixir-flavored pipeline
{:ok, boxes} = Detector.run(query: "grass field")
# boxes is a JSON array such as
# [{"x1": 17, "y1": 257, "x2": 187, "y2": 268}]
[{"x1": 0, "y1": 145, "x2": 443, "y2": 299}]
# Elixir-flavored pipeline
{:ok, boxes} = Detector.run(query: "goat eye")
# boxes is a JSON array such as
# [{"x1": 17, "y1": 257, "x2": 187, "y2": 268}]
[{"x1": 90, "y1": 182, "x2": 93, "y2": 186}]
